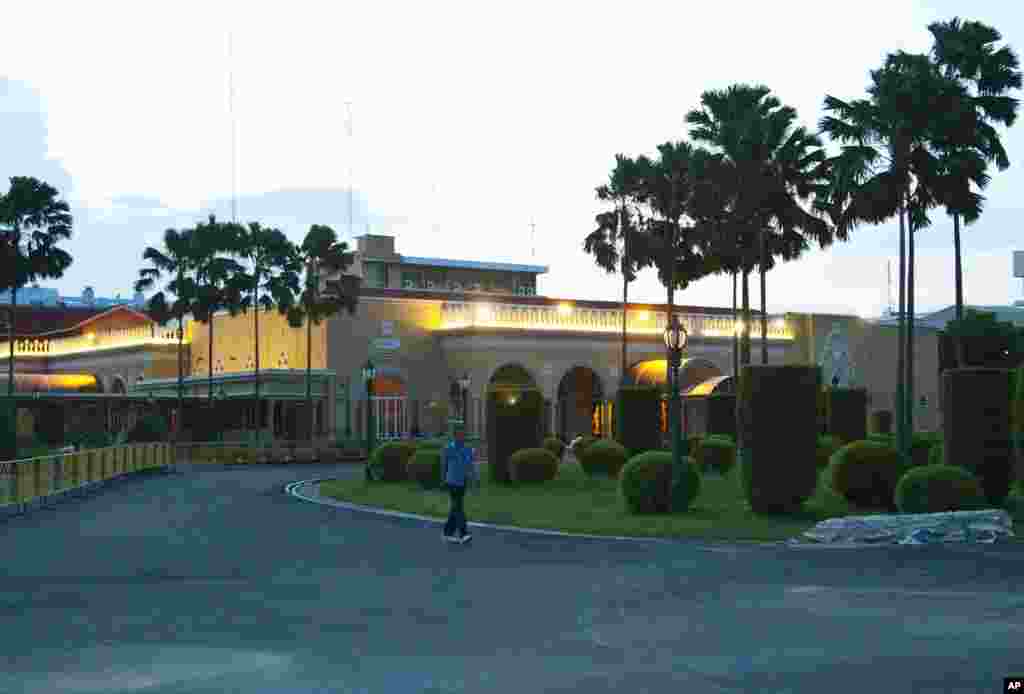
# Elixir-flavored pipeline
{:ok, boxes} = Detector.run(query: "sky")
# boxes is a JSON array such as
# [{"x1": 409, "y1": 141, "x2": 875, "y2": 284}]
[{"x1": 1, "y1": 0, "x2": 1022, "y2": 317}]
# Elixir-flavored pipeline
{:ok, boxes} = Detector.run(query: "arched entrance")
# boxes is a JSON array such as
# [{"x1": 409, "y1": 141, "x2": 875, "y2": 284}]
[
  {"x1": 556, "y1": 366, "x2": 604, "y2": 441},
  {"x1": 625, "y1": 357, "x2": 724, "y2": 438},
  {"x1": 488, "y1": 363, "x2": 537, "y2": 388}
]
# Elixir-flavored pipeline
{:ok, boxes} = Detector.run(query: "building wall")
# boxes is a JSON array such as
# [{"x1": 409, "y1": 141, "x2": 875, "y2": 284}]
[{"x1": 190, "y1": 309, "x2": 328, "y2": 376}]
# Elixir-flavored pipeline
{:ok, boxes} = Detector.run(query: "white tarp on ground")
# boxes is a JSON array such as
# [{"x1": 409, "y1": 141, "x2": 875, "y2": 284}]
[{"x1": 796, "y1": 510, "x2": 1014, "y2": 545}]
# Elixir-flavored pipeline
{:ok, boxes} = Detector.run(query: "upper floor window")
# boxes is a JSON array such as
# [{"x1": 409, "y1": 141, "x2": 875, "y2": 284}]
[{"x1": 364, "y1": 262, "x2": 387, "y2": 288}]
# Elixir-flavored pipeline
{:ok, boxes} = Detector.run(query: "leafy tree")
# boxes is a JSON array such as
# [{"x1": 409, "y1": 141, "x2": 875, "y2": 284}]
[
  {"x1": 0, "y1": 177, "x2": 73, "y2": 400},
  {"x1": 687, "y1": 84, "x2": 831, "y2": 366},
  {"x1": 286, "y1": 225, "x2": 359, "y2": 440},
  {"x1": 225, "y1": 221, "x2": 302, "y2": 437},
  {"x1": 927, "y1": 18, "x2": 1021, "y2": 363},
  {"x1": 584, "y1": 154, "x2": 645, "y2": 387},
  {"x1": 135, "y1": 227, "x2": 199, "y2": 441}
]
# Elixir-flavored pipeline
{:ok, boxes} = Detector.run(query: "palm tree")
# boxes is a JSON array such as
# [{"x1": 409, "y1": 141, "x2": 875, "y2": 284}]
[
  {"x1": 688, "y1": 85, "x2": 832, "y2": 366},
  {"x1": 584, "y1": 154, "x2": 645, "y2": 387},
  {"x1": 226, "y1": 221, "x2": 302, "y2": 440},
  {"x1": 135, "y1": 227, "x2": 200, "y2": 443},
  {"x1": 927, "y1": 18, "x2": 1021, "y2": 360},
  {"x1": 819, "y1": 51, "x2": 967, "y2": 463},
  {"x1": 287, "y1": 225, "x2": 359, "y2": 441}
]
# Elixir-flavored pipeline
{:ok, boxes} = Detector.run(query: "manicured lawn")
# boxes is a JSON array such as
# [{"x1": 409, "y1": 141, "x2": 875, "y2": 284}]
[{"x1": 318, "y1": 460, "x2": 889, "y2": 542}]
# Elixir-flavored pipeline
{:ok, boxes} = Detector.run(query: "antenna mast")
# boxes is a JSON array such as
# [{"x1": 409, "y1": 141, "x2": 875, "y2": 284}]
[{"x1": 228, "y1": 32, "x2": 238, "y2": 223}]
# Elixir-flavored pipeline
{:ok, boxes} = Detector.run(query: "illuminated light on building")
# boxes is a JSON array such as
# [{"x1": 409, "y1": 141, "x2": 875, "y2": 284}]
[
  {"x1": 638, "y1": 311, "x2": 649, "y2": 321},
  {"x1": 557, "y1": 303, "x2": 573, "y2": 316}
]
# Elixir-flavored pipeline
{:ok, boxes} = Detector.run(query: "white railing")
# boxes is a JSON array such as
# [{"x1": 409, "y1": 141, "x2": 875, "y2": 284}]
[
  {"x1": 372, "y1": 396, "x2": 408, "y2": 440},
  {"x1": 0, "y1": 324, "x2": 185, "y2": 358},
  {"x1": 439, "y1": 301, "x2": 794, "y2": 340}
]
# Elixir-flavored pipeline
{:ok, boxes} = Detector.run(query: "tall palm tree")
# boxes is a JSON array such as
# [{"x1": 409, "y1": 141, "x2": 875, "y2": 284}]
[
  {"x1": 927, "y1": 18, "x2": 1021, "y2": 358},
  {"x1": 0, "y1": 177, "x2": 73, "y2": 399},
  {"x1": 287, "y1": 225, "x2": 359, "y2": 441},
  {"x1": 226, "y1": 221, "x2": 302, "y2": 440},
  {"x1": 584, "y1": 154, "x2": 644, "y2": 387},
  {"x1": 135, "y1": 227, "x2": 200, "y2": 443},
  {"x1": 688, "y1": 85, "x2": 832, "y2": 366}
]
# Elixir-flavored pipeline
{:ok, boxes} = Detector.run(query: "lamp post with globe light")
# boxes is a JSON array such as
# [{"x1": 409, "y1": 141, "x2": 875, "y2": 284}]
[
  {"x1": 458, "y1": 373, "x2": 471, "y2": 432},
  {"x1": 663, "y1": 315, "x2": 688, "y2": 509},
  {"x1": 363, "y1": 360, "x2": 376, "y2": 478}
]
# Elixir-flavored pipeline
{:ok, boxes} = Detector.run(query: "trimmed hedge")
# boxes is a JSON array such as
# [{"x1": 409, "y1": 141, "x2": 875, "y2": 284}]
[
  {"x1": 367, "y1": 441, "x2": 415, "y2": 482},
  {"x1": 407, "y1": 448, "x2": 443, "y2": 489},
  {"x1": 830, "y1": 440, "x2": 904, "y2": 510},
  {"x1": 579, "y1": 439, "x2": 628, "y2": 478},
  {"x1": 510, "y1": 448, "x2": 559, "y2": 483},
  {"x1": 486, "y1": 386, "x2": 544, "y2": 484},
  {"x1": 543, "y1": 436, "x2": 566, "y2": 461},
  {"x1": 911, "y1": 431, "x2": 942, "y2": 469},
  {"x1": 699, "y1": 435, "x2": 735, "y2": 474},
  {"x1": 928, "y1": 442, "x2": 944, "y2": 466},
  {"x1": 570, "y1": 434, "x2": 599, "y2": 460},
  {"x1": 416, "y1": 438, "x2": 447, "y2": 451},
  {"x1": 615, "y1": 386, "x2": 662, "y2": 458},
  {"x1": 816, "y1": 435, "x2": 841, "y2": 470},
  {"x1": 619, "y1": 451, "x2": 701, "y2": 514},
  {"x1": 826, "y1": 387, "x2": 868, "y2": 444},
  {"x1": 871, "y1": 410, "x2": 893, "y2": 435},
  {"x1": 706, "y1": 395, "x2": 737, "y2": 440},
  {"x1": 894, "y1": 464, "x2": 987, "y2": 514},
  {"x1": 942, "y1": 368, "x2": 1013, "y2": 506},
  {"x1": 738, "y1": 365, "x2": 820, "y2": 513}
]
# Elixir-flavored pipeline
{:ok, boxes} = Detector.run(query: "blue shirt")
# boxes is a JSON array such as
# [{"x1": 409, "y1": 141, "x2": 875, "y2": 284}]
[{"x1": 443, "y1": 441, "x2": 477, "y2": 487}]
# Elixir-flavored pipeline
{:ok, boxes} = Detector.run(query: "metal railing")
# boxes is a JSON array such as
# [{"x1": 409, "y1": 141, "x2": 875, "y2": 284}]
[{"x1": 0, "y1": 443, "x2": 173, "y2": 511}]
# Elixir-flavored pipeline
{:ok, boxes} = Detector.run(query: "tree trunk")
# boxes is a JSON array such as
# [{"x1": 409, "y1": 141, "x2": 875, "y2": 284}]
[
  {"x1": 759, "y1": 228, "x2": 768, "y2": 365},
  {"x1": 732, "y1": 271, "x2": 738, "y2": 380},
  {"x1": 208, "y1": 315, "x2": 214, "y2": 402},
  {"x1": 741, "y1": 269, "x2": 751, "y2": 367},
  {"x1": 896, "y1": 194, "x2": 907, "y2": 467},
  {"x1": 953, "y1": 212, "x2": 965, "y2": 367},
  {"x1": 306, "y1": 315, "x2": 313, "y2": 443},
  {"x1": 7, "y1": 286, "x2": 15, "y2": 398},
  {"x1": 620, "y1": 209, "x2": 629, "y2": 388},
  {"x1": 254, "y1": 277, "x2": 261, "y2": 441},
  {"x1": 176, "y1": 309, "x2": 183, "y2": 444},
  {"x1": 906, "y1": 212, "x2": 915, "y2": 440}
]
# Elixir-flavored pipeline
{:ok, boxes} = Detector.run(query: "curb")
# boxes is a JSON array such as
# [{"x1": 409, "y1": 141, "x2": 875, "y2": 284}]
[
  {"x1": 285, "y1": 478, "x2": 732, "y2": 546},
  {"x1": 0, "y1": 466, "x2": 172, "y2": 522}
]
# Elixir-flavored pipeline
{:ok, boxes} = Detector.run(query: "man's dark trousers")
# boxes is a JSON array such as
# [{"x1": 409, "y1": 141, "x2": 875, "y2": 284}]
[{"x1": 443, "y1": 484, "x2": 468, "y2": 537}]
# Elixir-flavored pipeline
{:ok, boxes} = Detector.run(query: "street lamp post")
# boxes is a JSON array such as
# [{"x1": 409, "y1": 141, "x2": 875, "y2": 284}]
[
  {"x1": 663, "y1": 315, "x2": 688, "y2": 511},
  {"x1": 458, "y1": 373, "x2": 471, "y2": 433},
  {"x1": 363, "y1": 360, "x2": 376, "y2": 479}
]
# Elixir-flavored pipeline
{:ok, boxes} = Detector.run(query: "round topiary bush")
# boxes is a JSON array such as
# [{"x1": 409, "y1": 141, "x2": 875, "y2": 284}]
[
  {"x1": 407, "y1": 448, "x2": 443, "y2": 489},
  {"x1": 895, "y1": 464, "x2": 988, "y2": 514},
  {"x1": 619, "y1": 451, "x2": 701, "y2": 514},
  {"x1": 570, "y1": 434, "x2": 598, "y2": 460},
  {"x1": 830, "y1": 440, "x2": 904, "y2": 510},
  {"x1": 367, "y1": 441, "x2": 414, "y2": 482},
  {"x1": 620, "y1": 451, "x2": 673, "y2": 514},
  {"x1": 543, "y1": 436, "x2": 566, "y2": 461},
  {"x1": 816, "y1": 435, "x2": 841, "y2": 470},
  {"x1": 510, "y1": 447, "x2": 559, "y2": 483},
  {"x1": 578, "y1": 439, "x2": 628, "y2": 478},
  {"x1": 699, "y1": 436, "x2": 735, "y2": 474},
  {"x1": 416, "y1": 438, "x2": 447, "y2": 452}
]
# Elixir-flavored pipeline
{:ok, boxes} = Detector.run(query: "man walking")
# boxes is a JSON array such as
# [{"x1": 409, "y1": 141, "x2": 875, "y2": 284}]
[{"x1": 442, "y1": 425, "x2": 478, "y2": 544}]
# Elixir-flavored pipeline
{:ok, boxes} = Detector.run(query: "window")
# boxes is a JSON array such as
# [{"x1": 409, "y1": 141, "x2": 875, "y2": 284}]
[
  {"x1": 364, "y1": 262, "x2": 387, "y2": 288},
  {"x1": 402, "y1": 270, "x2": 423, "y2": 289}
]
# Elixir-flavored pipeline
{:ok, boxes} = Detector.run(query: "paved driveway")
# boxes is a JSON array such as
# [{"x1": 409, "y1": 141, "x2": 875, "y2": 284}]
[{"x1": 2, "y1": 462, "x2": 1022, "y2": 693}]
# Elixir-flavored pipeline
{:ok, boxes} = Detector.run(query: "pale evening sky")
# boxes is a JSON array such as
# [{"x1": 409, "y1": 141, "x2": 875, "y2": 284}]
[{"x1": 1, "y1": 0, "x2": 1022, "y2": 318}]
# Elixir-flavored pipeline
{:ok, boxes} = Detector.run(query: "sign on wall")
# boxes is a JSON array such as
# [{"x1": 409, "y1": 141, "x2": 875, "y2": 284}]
[{"x1": 381, "y1": 320, "x2": 394, "y2": 336}]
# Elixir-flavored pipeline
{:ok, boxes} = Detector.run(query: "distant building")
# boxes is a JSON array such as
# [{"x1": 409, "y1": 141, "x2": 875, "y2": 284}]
[{"x1": 0, "y1": 284, "x2": 145, "y2": 309}]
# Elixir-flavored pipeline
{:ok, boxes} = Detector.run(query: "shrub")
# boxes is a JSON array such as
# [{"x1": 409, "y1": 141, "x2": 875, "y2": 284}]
[
  {"x1": 615, "y1": 386, "x2": 662, "y2": 458},
  {"x1": 738, "y1": 365, "x2": 820, "y2": 513},
  {"x1": 706, "y1": 395, "x2": 737, "y2": 440},
  {"x1": 895, "y1": 464, "x2": 988, "y2": 514},
  {"x1": 830, "y1": 440, "x2": 904, "y2": 510},
  {"x1": 928, "y1": 442, "x2": 944, "y2": 466},
  {"x1": 816, "y1": 435, "x2": 841, "y2": 470},
  {"x1": 126, "y1": 414, "x2": 168, "y2": 443},
  {"x1": 699, "y1": 436, "x2": 735, "y2": 474},
  {"x1": 619, "y1": 451, "x2": 673, "y2": 514},
  {"x1": 871, "y1": 410, "x2": 893, "y2": 435},
  {"x1": 486, "y1": 387, "x2": 544, "y2": 484},
  {"x1": 570, "y1": 434, "x2": 599, "y2": 459},
  {"x1": 826, "y1": 387, "x2": 868, "y2": 443},
  {"x1": 407, "y1": 448, "x2": 443, "y2": 489},
  {"x1": 510, "y1": 448, "x2": 559, "y2": 483},
  {"x1": 579, "y1": 439, "x2": 628, "y2": 478},
  {"x1": 911, "y1": 431, "x2": 942, "y2": 469},
  {"x1": 942, "y1": 368, "x2": 1013, "y2": 506},
  {"x1": 416, "y1": 438, "x2": 447, "y2": 451},
  {"x1": 542, "y1": 436, "x2": 566, "y2": 461},
  {"x1": 367, "y1": 441, "x2": 415, "y2": 482}
]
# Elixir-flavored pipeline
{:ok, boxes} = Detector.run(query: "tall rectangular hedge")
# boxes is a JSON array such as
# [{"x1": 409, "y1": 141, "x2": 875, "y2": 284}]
[
  {"x1": 826, "y1": 387, "x2": 868, "y2": 444},
  {"x1": 942, "y1": 368, "x2": 1013, "y2": 506},
  {"x1": 706, "y1": 395, "x2": 736, "y2": 439},
  {"x1": 615, "y1": 386, "x2": 662, "y2": 458},
  {"x1": 0, "y1": 400, "x2": 15, "y2": 461},
  {"x1": 738, "y1": 364, "x2": 820, "y2": 513},
  {"x1": 486, "y1": 387, "x2": 544, "y2": 484}
]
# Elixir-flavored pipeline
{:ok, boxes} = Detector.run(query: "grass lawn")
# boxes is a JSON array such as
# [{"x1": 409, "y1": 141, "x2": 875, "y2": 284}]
[{"x1": 317, "y1": 459, "x2": 906, "y2": 542}]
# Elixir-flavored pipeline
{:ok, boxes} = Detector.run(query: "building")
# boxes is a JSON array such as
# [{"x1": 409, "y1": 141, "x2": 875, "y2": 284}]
[{"x1": 0, "y1": 233, "x2": 949, "y2": 443}]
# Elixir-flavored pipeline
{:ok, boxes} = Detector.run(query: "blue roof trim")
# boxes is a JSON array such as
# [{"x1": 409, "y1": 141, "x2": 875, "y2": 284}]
[{"x1": 398, "y1": 256, "x2": 548, "y2": 274}]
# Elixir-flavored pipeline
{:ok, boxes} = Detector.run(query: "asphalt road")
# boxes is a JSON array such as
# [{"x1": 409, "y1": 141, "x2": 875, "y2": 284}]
[{"x1": 2, "y1": 462, "x2": 1022, "y2": 694}]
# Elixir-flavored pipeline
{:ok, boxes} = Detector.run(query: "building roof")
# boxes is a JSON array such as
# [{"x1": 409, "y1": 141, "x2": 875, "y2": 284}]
[
  {"x1": 0, "y1": 304, "x2": 153, "y2": 338},
  {"x1": 395, "y1": 256, "x2": 549, "y2": 275}
]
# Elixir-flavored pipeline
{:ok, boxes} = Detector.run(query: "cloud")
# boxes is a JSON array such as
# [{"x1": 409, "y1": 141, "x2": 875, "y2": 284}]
[{"x1": 0, "y1": 78, "x2": 73, "y2": 197}]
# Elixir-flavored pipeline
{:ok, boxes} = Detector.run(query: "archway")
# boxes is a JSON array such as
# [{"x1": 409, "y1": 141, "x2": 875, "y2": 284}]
[
  {"x1": 556, "y1": 366, "x2": 604, "y2": 441},
  {"x1": 488, "y1": 363, "x2": 537, "y2": 388},
  {"x1": 111, "y1": 376, "x2": 127, "y2": 395}
]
